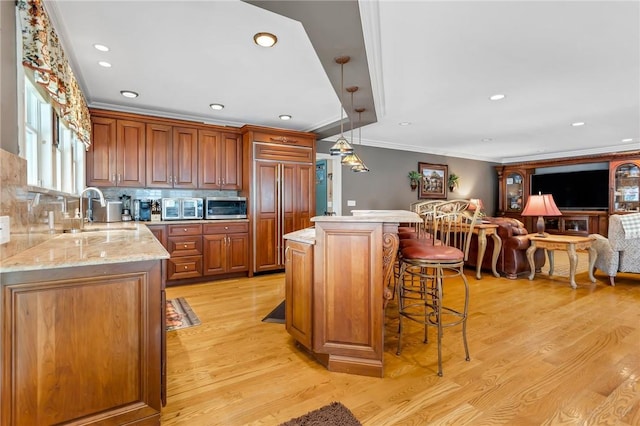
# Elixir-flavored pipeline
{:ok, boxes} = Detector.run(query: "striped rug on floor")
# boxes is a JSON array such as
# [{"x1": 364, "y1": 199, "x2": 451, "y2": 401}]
[{"x1": 166, "y1": 297, "x2": 201, "y2": 331}]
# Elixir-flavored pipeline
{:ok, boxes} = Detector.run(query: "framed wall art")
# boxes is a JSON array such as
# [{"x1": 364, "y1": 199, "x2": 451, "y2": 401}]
[{"x1": 418, "y1": 162, "x2": 448, "y2": 199}]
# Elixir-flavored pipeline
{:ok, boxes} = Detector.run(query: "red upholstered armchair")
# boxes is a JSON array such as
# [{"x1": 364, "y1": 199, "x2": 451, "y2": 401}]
[{"x1": 466, "y1": 217, "x2": 545, "y2": 279}]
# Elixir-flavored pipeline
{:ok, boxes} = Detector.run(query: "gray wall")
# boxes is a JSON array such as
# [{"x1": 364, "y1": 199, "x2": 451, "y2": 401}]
[
  {"x1": 317, "y1": 140, "x2": 499, "y2": 216},
  {"x1": 1, "y1": 0, "x2": 18, "y2": 155}
]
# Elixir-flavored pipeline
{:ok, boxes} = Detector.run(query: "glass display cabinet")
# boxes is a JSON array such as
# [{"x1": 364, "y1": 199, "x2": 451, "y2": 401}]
[
  {"x1": 611, "y1": 160, "x2": 640, "y2": 213},
  {"x1": 505, "y1": 172, "x2": 524, "y2": 213}
]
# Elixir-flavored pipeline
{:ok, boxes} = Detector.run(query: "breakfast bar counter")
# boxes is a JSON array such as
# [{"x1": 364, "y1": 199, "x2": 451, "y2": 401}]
[{"x1": 283, "y1": 210, "x2": 421, "y2": 378}]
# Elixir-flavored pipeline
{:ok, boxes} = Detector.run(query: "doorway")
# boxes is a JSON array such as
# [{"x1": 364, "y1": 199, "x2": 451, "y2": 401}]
[{"x1": 315, "y1": 153, "x2": 342, "y2": 216}]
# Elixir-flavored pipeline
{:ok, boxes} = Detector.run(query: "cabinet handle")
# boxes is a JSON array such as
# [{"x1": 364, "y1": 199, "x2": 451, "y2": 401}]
[
  {"x1": 117, "y1": 174, "x2": 121, "y2": 183},
  {"x1": 174, "y1": 176, "x2": 177, "y2": 184},
  {"x1": 168, "y1": 175, "x2": 172, "y2": 184},
  {"x1": 112, "y1": 174, "x2": 116, "y2": 182},
  {"x1": 184, "y1": 266, "x2": 188, "y2": 270},
  {"x1": 222, "y1": 178, "x2": 225, "y2": 185},
  {"x1": 184, "y1": 228, "x2": 188, "y2": 232},
  {"x1": 184, "y1": 244, "x2": 188, "y2": 248},
  {"x1": 225, "y1": 226, "x2": 229, "y2": 230}
]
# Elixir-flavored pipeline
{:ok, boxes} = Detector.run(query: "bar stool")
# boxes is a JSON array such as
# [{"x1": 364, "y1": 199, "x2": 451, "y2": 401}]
[{"x1": 396, "y1": 199, "x2": 479, "y2": 376}]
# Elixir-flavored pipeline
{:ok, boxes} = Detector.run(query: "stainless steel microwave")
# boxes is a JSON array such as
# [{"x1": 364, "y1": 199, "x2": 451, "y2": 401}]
[
  {"x1": 161, "y1": 198, "x2": 203, "y2": 220},
  {"x1": 205, "y1": 197, "x2": 247, "y2": 219}
]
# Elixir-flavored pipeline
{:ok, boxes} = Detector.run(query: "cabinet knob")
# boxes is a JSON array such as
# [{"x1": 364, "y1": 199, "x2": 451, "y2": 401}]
[
  {"x1": 184, "y1": 266, "x2": 188, "y2": 270},
  {"x1": 184, "y1": 228, "x2": 188, "y2": 232},
  {"x1": 184, "y1": 244, "x2": 188, "y2": 248},
  {"x1": 225, "y1": 226, "x2": 229, "y2": 230}
]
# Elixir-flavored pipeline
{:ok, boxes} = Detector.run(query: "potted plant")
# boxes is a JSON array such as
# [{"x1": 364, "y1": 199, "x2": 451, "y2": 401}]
[
  {"x1": 448, "y1": 173, "x2": 460, "y2": 192},
  {"x1": 408, "y1": 171, "x2": 421, "y2": 191}
]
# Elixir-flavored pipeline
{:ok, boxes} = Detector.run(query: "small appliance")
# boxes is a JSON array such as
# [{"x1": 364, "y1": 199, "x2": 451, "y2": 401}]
[
  {"x1": 134, "y1": 199, "x2": 153, "y2": 221},
  {"x1": 205, "y1": 196, "x2": 247, "y2": 219},
  {"x1": 161, "y1": 198, "x2": 203, "y2": 220},
  {"x1": 91, "y1": 199, "x2": 123, "y2": 223}
]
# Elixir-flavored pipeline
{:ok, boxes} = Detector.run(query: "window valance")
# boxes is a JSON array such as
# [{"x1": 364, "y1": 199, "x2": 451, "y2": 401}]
[{"x1": 17, "y1": 0, "x2": 91, "y2": 149}]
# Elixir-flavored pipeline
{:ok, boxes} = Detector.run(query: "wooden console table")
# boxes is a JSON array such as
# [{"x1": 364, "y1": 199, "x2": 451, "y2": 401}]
[
  {"x1": 469, "y1": 223, "x2": 502, "y2": 279},
  {"x1": 526, "y1": 234, "x2": 597, "y2": 289}
]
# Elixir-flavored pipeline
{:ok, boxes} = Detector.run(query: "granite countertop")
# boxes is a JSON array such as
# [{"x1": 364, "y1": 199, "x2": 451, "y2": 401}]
[
  {"x1": 0, "y1": 222, "x2": 170, "y2": 273},
  {"x1": 312, "y1": 210, "x2": 422, "y2": 223},
  {"x1": 283, "y1": 227, "x2": 316, "y2": 244}
]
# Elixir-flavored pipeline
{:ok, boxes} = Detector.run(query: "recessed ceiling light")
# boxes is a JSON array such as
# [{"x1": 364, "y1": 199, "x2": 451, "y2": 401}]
[
  {"x1": 120, "y1": 90, "x2": 138, "y2": 98},
  {"x1": 571, "y1": 122, "x2": 585, "y2": 127},
  {"x1": 209, "y1": 103, "x2": 224, "y2": 111},
  {"x1": 93, "y1": 43, "x2": 109, "y2": 52},
  {"x1": 489, "y1": 94, "x2": 506, "y2": 101},
  {"x1": 253, "y1": 32, "x2": 278, "y2": 47},
  {"x1": 98, "y1": 61, "x2": 112, "y2": 68},
  {"x1": 622, "y1": 138, "x2": 634, "y2": 142},
  {"x1": 481, "y1": 138, "x2": 493, "y2": 142},
  {"x1": 279, "y1": 114, "x2": 292, "y2": 121},
  {"x1": 398, "y1": 122, "x2": 411, "y2": 126}
]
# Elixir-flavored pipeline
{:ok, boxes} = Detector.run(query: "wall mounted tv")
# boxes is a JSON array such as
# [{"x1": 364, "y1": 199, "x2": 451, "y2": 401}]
[{"x1": 530, "y1": 169, "x2": 609, "y2": 211}]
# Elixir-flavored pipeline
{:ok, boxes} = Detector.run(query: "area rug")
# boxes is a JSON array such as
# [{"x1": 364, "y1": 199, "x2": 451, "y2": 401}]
[
  {"x1": 280, "y1": 402, "x2": 361, "y2": 426},
  {"x1": 262, "y1": 300, "x2": 285, "y2": 323},
  {"x1": 166, "y1": 297, "x2": 201, "y2": 331}
]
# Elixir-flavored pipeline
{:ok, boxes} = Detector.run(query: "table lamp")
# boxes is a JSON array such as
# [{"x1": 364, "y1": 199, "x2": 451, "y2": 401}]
[{"x1": 521, "y1": 193, "x2": 562, "y2": 237}]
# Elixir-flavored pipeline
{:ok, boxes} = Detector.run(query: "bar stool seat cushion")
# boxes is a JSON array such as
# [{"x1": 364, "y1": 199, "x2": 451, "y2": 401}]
[{"x1": 401, "y1": 244, "x2": 463, "y2": 261}]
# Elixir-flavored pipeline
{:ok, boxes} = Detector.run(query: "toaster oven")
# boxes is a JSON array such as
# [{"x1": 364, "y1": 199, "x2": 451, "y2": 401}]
[{"x1": 161, "y1": 198, "x2": 203, "y2": 220}]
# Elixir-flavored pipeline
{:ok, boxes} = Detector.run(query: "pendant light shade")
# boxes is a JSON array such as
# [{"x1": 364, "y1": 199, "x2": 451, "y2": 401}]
[
  {"x1": 351, "y1": 108, "x2": 370, "y2": 173},
  {"x1": 330, "y1": 56, "x2": 354, "y2": 156},
  {"x1": 341, "y1": 86, "x2": 362, "y2": 166}
]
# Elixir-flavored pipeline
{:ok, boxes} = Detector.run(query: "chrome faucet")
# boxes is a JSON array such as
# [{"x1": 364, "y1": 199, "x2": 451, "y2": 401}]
[{"x1": 79, "y1": 187, "x2": 106, "y2": 228}]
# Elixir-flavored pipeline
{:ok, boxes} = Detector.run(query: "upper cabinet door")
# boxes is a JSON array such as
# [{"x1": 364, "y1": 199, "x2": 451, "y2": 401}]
[
  {"x1": 116, "y1": 120, "x2": 146, "y2": 187},
  {"x1": 172, "y1": 127, "x2": 198, "y2": 189},
  {"x1": 87, "y1": 117, "x2": 145, "y2": 187},
  {"x1": 221, "y1": 132, "x2": 242, "y2": 190},
  {"x1": 610, "y1": 160, "x2": 640, "y2": 213},
  {"x1": 198, "y1": 130, "x2": 242, "y2": 190},
  {"x1": 87, "y1": 117, "x2": 117, "y2": 186},
  {"x1": 146, "y1": 123, "x2": 173, "y2": 188}
]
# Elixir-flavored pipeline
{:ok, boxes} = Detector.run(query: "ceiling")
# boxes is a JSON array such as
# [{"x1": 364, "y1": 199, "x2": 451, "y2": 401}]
[{"x1": 46, "y1": 0, "x2": 639, "y2": 164}]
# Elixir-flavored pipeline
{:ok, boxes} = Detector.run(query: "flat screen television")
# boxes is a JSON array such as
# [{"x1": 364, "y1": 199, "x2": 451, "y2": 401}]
[{"x1": 530, "y1": 169, "x2": 609, "y2": 210}]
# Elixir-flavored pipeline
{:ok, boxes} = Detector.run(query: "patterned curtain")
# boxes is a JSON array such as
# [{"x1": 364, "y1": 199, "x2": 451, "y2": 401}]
[{"x1": 17, "y1": 0, "x2": 91, "y2": 149}]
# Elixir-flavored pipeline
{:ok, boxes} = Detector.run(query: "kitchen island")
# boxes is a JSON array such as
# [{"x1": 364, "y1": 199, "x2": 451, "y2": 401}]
[
  {"x1": 0, "y1": 223, "x2": 170, "y2": 425},
  {"x1": 283, "y1": 210, "x2": 421, "y2": 377}
]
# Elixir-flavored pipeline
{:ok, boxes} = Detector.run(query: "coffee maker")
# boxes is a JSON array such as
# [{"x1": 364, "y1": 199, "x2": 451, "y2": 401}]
[{"x1": 134, "y1": 199, "x2": 152, "y2": 221}]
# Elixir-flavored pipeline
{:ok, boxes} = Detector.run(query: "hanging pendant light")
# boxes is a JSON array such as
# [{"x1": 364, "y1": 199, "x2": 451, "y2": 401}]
[
  {"x1": 329, "y1": 56, "x2": 354, "y2": 156},
  {"x1": 341, "y1": 86, "x2": 363, "y2": 167},
  {"x1": 351, "y1": 107, "x2": 370, "y2": 173}
]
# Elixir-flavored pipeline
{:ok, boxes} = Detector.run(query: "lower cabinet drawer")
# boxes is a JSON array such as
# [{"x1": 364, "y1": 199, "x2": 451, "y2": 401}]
[
  {"x1": 168, "y1": 236, "x2": 203, "y2": 256},
  {"x1": 167, "y1": 256, "x2": 202, "y2": 280}
]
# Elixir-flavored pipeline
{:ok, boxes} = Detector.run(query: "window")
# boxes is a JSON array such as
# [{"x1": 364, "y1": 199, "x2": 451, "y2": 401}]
[{"x1": 21, "y1": 77, "x2": 85, "y2": 194}]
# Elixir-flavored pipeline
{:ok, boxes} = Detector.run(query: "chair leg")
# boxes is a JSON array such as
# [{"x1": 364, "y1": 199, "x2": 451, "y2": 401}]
[
  {"x1": 461, "y1": 268, "x2": 471, "y2": 362},
  {"x1": 396, "y1": 262, "x2": 408, "y2": 355},
  {"x1": 436, "y1": 266, "x2": 444, "y2": 377}
]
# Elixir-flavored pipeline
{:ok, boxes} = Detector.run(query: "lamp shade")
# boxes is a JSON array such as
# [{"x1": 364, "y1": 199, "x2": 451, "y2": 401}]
[
  {"x1": 521, "y1": 193, "x2": 561, "y2": 236},
  {"x1": 469, "y1": 198, "x2": 484, "y2": 211},
  {"x1": 521, "y1": 194, "x2": 562, "y2": 217}
]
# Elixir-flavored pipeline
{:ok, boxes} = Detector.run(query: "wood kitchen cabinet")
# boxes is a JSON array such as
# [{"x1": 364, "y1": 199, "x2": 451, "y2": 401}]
[
  {"x1": 284, "y1": 239, "x2": 313, "y2": 350},
  {"x1": 203, "y1": 222, "x2": 249, "y2": 275},
  {"x1": 147, "y1": 224, "x2": 167, "y2": 248},
  {"x1": 243, "y1": 126, "x2": 316, "y2": 274},
  {"x1": 146, "y1": 124, "x2": 198, "y2": 189},
  {"x1": 87, "y1": 117, "x2": 146, "y2": 187},
  {"x1": 1, "y1": 260, "x2": 164, "y2": 425},
  {"x1": 166, "y1": 224, "x2": 203, "y2": 281},
  {"x1": 199, "y1": 130, "x2": 243, "y2": 190}
]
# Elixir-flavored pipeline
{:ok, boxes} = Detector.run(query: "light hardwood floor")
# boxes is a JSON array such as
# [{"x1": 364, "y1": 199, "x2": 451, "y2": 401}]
[{"x1": 162, "y1": 264, "x2": 640, "y2": 425}]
